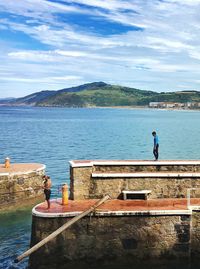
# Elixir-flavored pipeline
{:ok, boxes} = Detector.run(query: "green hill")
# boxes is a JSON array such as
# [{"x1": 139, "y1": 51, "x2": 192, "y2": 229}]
[
  {"x1": 36, "y1": 83, "x2": 158, "y2": 107},
  {"x1": 4, "y1": 82, "x2": 200, "y2": 107}
]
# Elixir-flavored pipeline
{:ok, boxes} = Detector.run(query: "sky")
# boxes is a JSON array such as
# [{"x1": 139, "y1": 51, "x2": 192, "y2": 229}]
[{"x1": 1, "y1": 0, "x2": 200, "y2": 97}]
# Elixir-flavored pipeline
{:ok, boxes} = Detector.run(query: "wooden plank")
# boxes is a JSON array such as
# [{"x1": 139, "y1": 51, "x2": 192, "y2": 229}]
[{"x1": 15, "y1": 195, "x2": 110, "y2": 263}]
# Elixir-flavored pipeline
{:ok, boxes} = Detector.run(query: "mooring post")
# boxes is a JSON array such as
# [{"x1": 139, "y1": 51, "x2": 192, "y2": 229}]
[{"x1": 15, "y1": 195, "x2": 110, "y2": 263}]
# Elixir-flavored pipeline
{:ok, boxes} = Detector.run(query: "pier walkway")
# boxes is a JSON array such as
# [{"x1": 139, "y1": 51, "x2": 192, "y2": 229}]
[
  {"x1": 0, "y1": 163, "x2": 45, "y2": 175},
  {"x1": 33, "y1": 198, "x2": 200, "y2": 217}
]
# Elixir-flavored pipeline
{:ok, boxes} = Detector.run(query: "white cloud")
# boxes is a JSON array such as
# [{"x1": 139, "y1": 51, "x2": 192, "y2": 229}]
[
  {"x1": 0, "y1": 0, "x2": 92, "y2": 22},
  {"x1": 188, "y1": 50, "x2": 200, "y2": 60},
  {"x1": 2, "y1": 0, "x2": 200, "y2": 97},
  {"x1": 62, "y1": 0, "x2": 139, "y2": 12},
  {"x1": 169, "y1": 0, "x2": 200, "y2": 6},
  {"x1": 177, "y1": 84, "x2": 195, "y2": 89},
  {"x1": 0, "y1": 75, "x2": 82, "y2": 83},
  {"x1": 145, "y1": 37, "x2": 193, "y2": 51}
]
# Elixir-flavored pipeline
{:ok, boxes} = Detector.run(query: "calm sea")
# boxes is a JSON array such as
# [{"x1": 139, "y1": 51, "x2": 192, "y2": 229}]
[{"x1": 0, "y1": 106, "x2": 200, "y2": 269}]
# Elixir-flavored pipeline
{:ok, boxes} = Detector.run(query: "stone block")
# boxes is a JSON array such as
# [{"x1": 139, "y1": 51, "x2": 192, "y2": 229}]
[
  {"x1": 173, "y1": 243, "x2": 190, "y2": 253},
  {"x1": 121, "y1": 238, "x2": 138, "y2": 249}
]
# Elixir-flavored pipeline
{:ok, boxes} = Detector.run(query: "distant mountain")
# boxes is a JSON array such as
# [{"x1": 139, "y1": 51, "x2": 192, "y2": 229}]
[
  {"x1": 0, "y1": 97, "x2": 15, "y2": 100},
  {"x1": 0, "y1": 97, "x2": 16, "y2": 105},
  {"x1": 2, "y1": 82, "x2": 200, "y2": 107},
  {"x1": 57, "y1": 81, "x2": 108, "y2": 93},
  {"x1": 9, "y1": 90, "x2": 57, "y2": 106},
  {"x1": 36, "y1": 82, "x2": 157, "y2": 107}
]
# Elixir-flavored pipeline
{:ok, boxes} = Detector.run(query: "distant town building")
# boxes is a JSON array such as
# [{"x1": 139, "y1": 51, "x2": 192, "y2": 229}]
[
  {"x1": 149, "y1": 102, "x2": 199, "y2": 109},
  {"x1": 149, "y1": 102, "x2": 163, "y2": 108}
]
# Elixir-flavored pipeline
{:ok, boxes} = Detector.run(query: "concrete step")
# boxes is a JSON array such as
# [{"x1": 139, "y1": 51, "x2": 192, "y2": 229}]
[
  {"x1": 92, "y1": 161, "x2": 200, "y2": 173},
  {"x1": 92, "y1": 172, "x2": 200, "y2": 178},
  {"x1": 70, "y1": 160, "x2": 200, "y2": 167},
  {"x1": 70, "y1": 160, "x2": 200, "y2": 173}
]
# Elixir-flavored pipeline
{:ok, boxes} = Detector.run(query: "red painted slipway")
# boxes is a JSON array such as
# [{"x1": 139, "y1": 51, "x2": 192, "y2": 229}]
[{"x1": 34, "y1": 198, "x2": 200, "y2": 214}]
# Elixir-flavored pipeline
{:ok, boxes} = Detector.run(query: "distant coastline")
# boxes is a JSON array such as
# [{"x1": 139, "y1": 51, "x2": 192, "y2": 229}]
[
  {"x1": 1, "y1": 82, "x2": 200, "y2": 109},
  {"x1": 1, "y1": 104, "x2": 200, "y2": 112}
]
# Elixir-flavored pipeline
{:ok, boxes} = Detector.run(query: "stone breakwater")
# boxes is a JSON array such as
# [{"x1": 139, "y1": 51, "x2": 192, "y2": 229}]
[
  {"x1": 28, "y1": 160, "x2": 200, "y2": 268},
  {"x1": 29, "y1": 198, "x2": 200, "y2": 269},
  {"x1": 0, "y1": 163, "x2": 45, "y2": 211}
]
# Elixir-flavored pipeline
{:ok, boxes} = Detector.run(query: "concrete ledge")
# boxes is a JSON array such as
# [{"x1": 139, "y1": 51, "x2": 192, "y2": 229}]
[
  {"x1": 92, "y1": 172, "x2": 200, "y2": 178},
  {"x1": 32, "y1": 205, "x2": 192, "y2": 218},
  {"x1": 0, "y1": 163, "x2": 46, "y2": 176},
  {"x1": 35, "y1": 165, "x2": 46, "y2": 172},
  {"x1": 122, "y1": 190, "x2": 151, "y2": 200},
  {"x1": 189, "y1": 206, "x2": 200, "y2": 210},
  {"x1": 0, "y1": 172, "x2": 9, "y2": 176},
  {"x1": 9, "y1": 164, "x2": 46, "y2": 176},
  {"x1": 122, "y1": 190, "x2": 152, "y2": 194},
  {"x1": 69, "y1": 160, "x2": 200, "y2": 168},
  {"x1": 69, "y1": 160, "x2": 93, "y2": 168}
]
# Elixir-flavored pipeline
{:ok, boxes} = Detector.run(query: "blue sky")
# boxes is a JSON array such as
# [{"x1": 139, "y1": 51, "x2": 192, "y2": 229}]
[{"x1": 1, "y1": 0, "x2": 200, "y2": 97}]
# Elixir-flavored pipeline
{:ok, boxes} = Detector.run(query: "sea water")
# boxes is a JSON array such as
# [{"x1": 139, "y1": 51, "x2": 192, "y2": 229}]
[{"x1": 0, "y1": 106, "x2": 200, "y2": 269}]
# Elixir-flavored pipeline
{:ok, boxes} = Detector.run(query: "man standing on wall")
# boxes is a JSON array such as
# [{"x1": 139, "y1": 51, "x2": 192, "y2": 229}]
[
  {"x1": 43, "y1": 175, "x2": 52, "y2": 209},
  {"x1": 152, "y1": 131, "x2": 159, "y2": 161}
]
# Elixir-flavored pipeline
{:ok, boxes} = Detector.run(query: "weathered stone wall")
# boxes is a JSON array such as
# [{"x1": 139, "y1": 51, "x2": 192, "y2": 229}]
[
  {"x1": 29, "y1": 214, "x2": 191, "y2": 269},
  {"x1": 191, "y1": 211, "x2": 200, "y2": 258},
  {"x1": 70, "y1": 166, "x2": 93, "y2": 200},
  {"x1": 91, "y1": 177, "x2": 200, "y2": 199},
  {"x1": 94, "y1": 164, "x2": 200, "y2": 173},
  {"x1": 0, "y1": 168, "x2": 45, "y2": 210},
  {"x1": 70, "y1": 164, "x2": 200, "y2": 200}
]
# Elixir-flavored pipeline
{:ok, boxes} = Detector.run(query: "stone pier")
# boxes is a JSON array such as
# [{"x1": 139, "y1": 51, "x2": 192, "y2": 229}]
[
  {"x1": 29, "y1": 198, "x2": 200, "y2": 269},
  {"x1": 0, "y1": 163, "x2": 45, "y2": 211},
  {"x1": 29, "y1": 160, "x2": 200, "y2": 268}
]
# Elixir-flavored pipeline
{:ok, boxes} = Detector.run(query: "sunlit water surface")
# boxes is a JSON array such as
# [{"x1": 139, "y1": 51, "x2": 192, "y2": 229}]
[{"x1": 1, "y1": 106, "x2": 200, "y2": 269}]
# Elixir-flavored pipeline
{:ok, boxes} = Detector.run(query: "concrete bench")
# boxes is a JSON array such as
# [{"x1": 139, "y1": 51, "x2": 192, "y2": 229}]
[{"x1": 122, "y1": 190, "x2": 151, "y2": 200}]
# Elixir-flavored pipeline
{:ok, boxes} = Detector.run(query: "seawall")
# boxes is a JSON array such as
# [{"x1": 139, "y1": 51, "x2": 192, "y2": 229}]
[
  {"x1": 29, "y1": 199, "x2": 200, "y2": 269},
  {"x1": 69, "y1": 160, "x2": 200, "y2": 199},
  {"x1": 0, "y1": 163, "x2": 45, "y2": 211},
  {"x1": 28, "y1": 160, "x2": 200, "y2": 268}
]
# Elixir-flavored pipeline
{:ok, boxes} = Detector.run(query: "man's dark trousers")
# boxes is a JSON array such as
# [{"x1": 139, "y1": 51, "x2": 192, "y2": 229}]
[{"x1": 153, "y1": 144, "x2": 159, "y2": 160}]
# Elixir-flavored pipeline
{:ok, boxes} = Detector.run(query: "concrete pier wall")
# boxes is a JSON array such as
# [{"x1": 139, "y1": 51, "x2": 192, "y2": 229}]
[
  {"x1": 28, "y1": 160, "x2": 200, "y2": 268},
  {"x1": 191, "y1": 211, "x2": 200, "y2": 258},
  {"x1": 29, "y1": 211, "x2": 200, "y2": 269},
  {"x1": 0, "y1": 163, "x2": 45, "y2": 210},
  {"x1": 69, "y1": 161, "x2": 200, "y2": 200}
]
